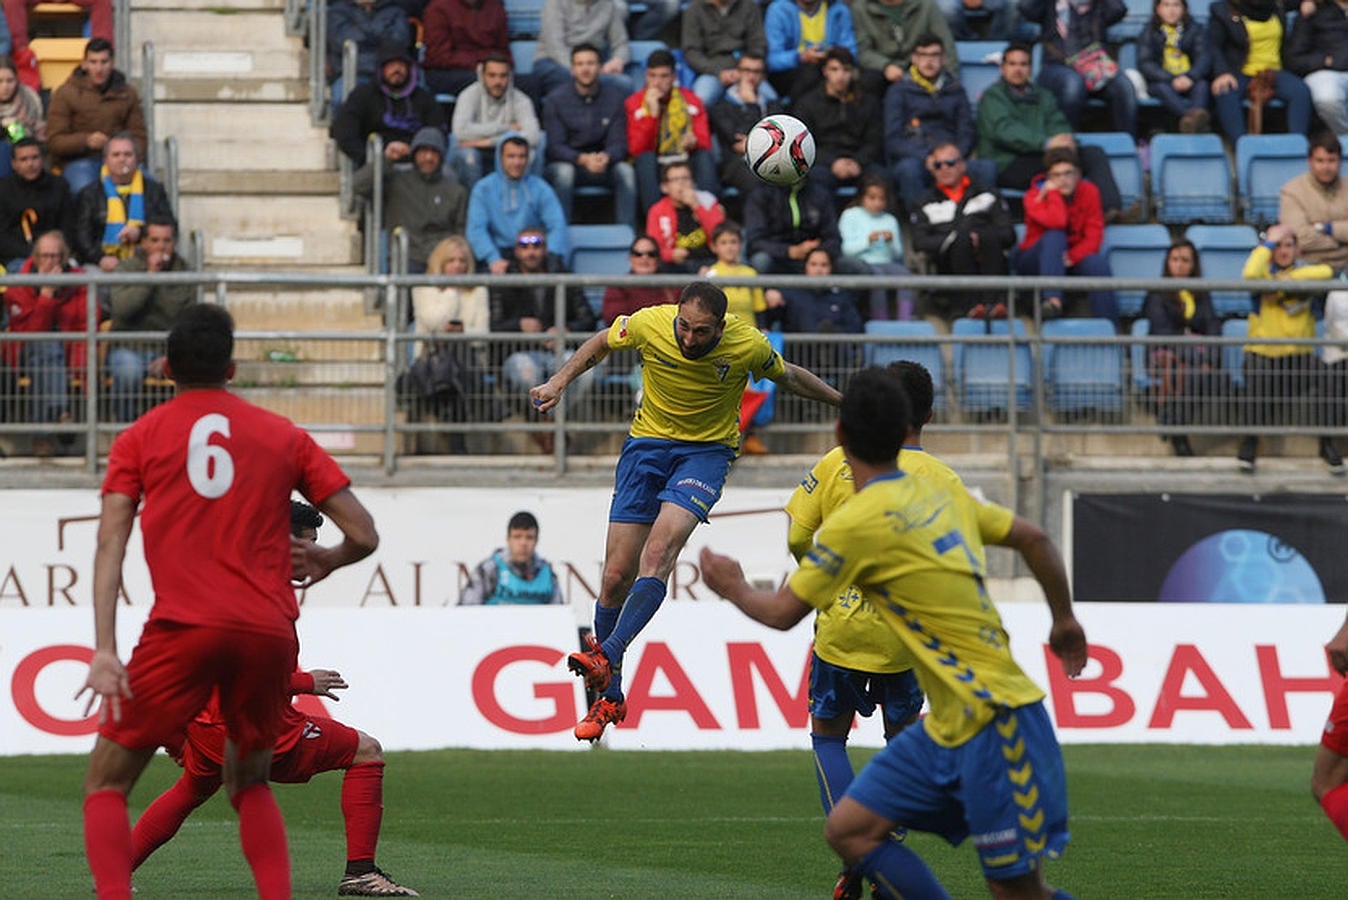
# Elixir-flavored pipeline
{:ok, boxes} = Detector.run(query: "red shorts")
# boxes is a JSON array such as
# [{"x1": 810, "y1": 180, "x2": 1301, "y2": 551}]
[
  {"x1": 182, "y1": 714, "x2": 359, "y2": 784},
  {"x1": 1322, "y1": 679, "x2": 1348, "y2": 756},
  {"x1": 100, "y1": 620, "x2": 298, "y2": 757}
]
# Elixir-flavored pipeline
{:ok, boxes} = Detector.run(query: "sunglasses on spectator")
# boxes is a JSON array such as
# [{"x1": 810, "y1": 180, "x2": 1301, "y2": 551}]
[
  {"x1": 931, "y1": 157, "x2": 962, "y2": 169},
  {"x1": 517, "y1": 235, "x2": 545, "y2": 247},
  {"x1": 631, "y1": 248, "x2": 658, "y2": 258}
]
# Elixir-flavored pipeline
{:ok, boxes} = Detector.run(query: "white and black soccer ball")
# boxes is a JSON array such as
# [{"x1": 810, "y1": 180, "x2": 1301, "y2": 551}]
[{"x1": 743, "y1": 114, "x2": 815, "y2": 187}]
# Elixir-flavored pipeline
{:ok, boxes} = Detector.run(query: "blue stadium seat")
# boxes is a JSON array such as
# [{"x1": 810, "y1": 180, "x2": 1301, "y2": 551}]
[
  {"x1": 567, "y1": 224, "x2": 636, "y2": 317},
  {"x1": 509, "y1": 40, "x2": 537, "y2": 75},
  {"x1": 862, "y1": 320, "x2": 948, "y2": 412},
  {"x1": 505, "y1": 0, "x2": 544, "y2": 39},
  {"x1": 1041, "y1": 318, "x2": 1125, "y2": 414},
  {"x1": 625, "y1": 40, "x2": 669, "y2": 84},
  {"x1": 951, "y1": 317, "x2": 1032, "y2": 414},
  {"x1": 1130, "y1": 317, "x2": 1154, "y2": 394},
  {"x1": 1103, "y1": 224, "x2": 1171, "y2": 319},
  {"x1": 1107, "y1": 0, "x2": 1151, "y2": 41},
  {"x1": 1076, "y1": 131, "x2": 1145, "y2": 214},
  {"x1": 955, "y1": 41, "x2": 1005, "y2": 104},
  {"x1": 745, "y1": 330, "x2": 786, "y2": 427},
  {"x1": 1235, "y1": 133, "x2": 1308, "y2": 226},
  {"x1": 1185, "y1": 224, "x2": 1258, "y2": 319},
  {"x1": 1151, "y1": 134, "x2": 1234, "y2": 224},
  {"x1": 1116, "y1": 43, "x2": 1161, "y2": 108},
  {"x1": 1221, "y1": 316, "x2": 1248, "y2": 390}
]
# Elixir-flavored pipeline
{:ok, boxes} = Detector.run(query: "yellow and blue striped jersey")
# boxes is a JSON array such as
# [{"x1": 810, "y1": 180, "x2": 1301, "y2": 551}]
[
  {"x1": 788, "y1": 468, "x2": 1040, "y2": 748},
  {"x1": 608, "y1": 304, "x2": 785, "y2": 447}
]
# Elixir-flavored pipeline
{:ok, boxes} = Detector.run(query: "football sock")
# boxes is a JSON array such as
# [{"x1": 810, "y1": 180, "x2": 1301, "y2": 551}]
[
  {"x1": 600, "y1": 576, "x2": 666, "y2": 695},
  {"x1": 230, "y1": 783, "x2": 290, "y2": 900},
  {"x1": 131, "y1": 776, "x2": 209, "y2": 870},
  {"x1": 810, "y1": 733, "x2": 854, "y2": 814},
  {"x1": 1320, "y1": 781, "x2": 1348, "y2": 841},
  {"x1": 84, "y1": 788, "x2": 133, "y2": 900},
  {"x1": 1052, "y1": 889, "x2": 1080, "y2": 899},
  {"x1": 593, "y1": 602, "x2": 620, "y2": 644},
  {"x1": 342, "y1": 761, "x2": 385, "y2": 872},
  {"x1": 855, "y1": 840, "x2": 950, "y2": 900}
]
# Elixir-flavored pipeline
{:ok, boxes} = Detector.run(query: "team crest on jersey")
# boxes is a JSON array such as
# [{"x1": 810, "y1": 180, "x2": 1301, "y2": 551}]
[
  {"x1": 616, "y1": 316, "x2": 629, "y2": 339},
  {"x1": 302, "y1": 721, "x2": 323, "y2": 740},
  {"x1": 712, "y1": 356, "x2": 733, "y2": 381}
]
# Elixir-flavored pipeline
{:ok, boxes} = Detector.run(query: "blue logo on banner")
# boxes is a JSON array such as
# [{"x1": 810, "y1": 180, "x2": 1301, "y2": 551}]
[{"x1": 1157, "y1": 529, "x2": 1325, "y2": 604}]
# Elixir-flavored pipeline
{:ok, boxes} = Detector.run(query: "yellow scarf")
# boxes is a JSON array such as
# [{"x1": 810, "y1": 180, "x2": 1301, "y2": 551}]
[
  {"x1": 1161, "y1": 25, "x2": 1190, "y2": 75},
  {"x1": 100, "y1": 164, "x2": 145, "y2": 259},
  {"x1": 1178, "y1": 289, "x2": 1196, "y2": 322},
  {"x1": 658, "y1": 88, "x2": 690, "y2": 159},
  {"x1": 908, "y1": 65, "x2": 939, "y2": 95}
]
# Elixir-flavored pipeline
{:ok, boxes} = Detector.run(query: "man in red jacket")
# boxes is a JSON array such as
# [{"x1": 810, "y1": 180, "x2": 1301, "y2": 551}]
[
  {"x1": 1010, "y1": 147, "x2": 1118, "y2": 327},
  {"x1": 625, "y1": 49, "x2": 718, "y2": 217}
]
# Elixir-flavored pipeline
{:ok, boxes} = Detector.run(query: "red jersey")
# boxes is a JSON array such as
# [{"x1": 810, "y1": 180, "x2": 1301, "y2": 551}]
[{"x1": 102, "y1": 389, "x2": 350, "y2": 639}]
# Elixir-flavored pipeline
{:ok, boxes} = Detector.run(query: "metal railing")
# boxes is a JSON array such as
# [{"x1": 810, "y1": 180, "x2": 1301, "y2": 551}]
[{"x1": 114, "y1": 0, "x2": 130, "y2": 67}]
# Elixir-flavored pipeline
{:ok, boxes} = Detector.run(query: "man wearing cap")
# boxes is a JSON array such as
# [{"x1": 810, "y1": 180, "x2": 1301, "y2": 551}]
[
  {"x1": 353, "y1": 126, "x2": 467, "y2": 273},
  {"x1": 332, "y1": 38, "x2": 446, "y2": 167}
]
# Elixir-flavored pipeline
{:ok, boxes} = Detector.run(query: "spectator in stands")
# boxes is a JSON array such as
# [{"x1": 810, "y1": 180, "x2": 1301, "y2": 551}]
[
  {"x1": 705, "y1": 219, "x2": 783, "y2": 328},
  {"x1": 600, "y1": 234, "x2": 681, "y2": 322},
  {"x1": 353, "y1": 126, "x2": 466, "y2": 274},
  {"x1": 543, "y1": 43, "x2": 636, "y2": 229},
  {"x1": 490, "y1": 226, "x2": 595, "y2": 450},
  {"x1": 0, "y1": 54, "x2": 43, "y2": 177},
  {"x1": 976, "y1": 41, "x2": 1123, "y2": 218},
  {"x1": 106, "y1": 217, "x2": 194, "y2": 421},
  {"x1": 852, "y1": 0, "x2": 958, "y2": 97},
  {"x1": 2, "y1": 230, "x2": 91, "y2": 457},
  {"x1": 325, "y1": 0, "x2": 412, "y2": 94},
  {"x1": 1237, "y1": 222, "x2": 1341, "y2": 473},
  {"x1": 709, "y1": 52, "x2": 785, "y2": 200},
  {"x1": 421, "y1": 0, "x2": 510, "y2": 99},
  {"x1": 1287, "y1": 0, "x2": 1348, "y2": 139},
  {"x1": 792, "y1": 47, "x2": 886, "y2": 197},
  {"x1": 1018, "y1": 0, "x2": 1139, "y2": 144},
  {"x1": 839, "y1": 173, "x2": 913, "y2": 320},
  {"x1": 937, "y1": 0, "x2": 1018, "y2": 41},
  {"x1": 0, "y1": 136, "x2": 73, "y2": 271},
  {"x1": 532, "y1": 0, "x2": 631, "y2": 100},
  {"x1": 646, "y1": 160, "x2": 725, "y2": 273},
  {"x1": 744, "y1": 174, "x2": 869, "y2": 276},
  {"x1": 450, "y1": 52, "x2": 540, "y2": 185},
  {"x1": 764, "y1": 0, "x2": 859, "y2": 100},
  {"x1": 631, "y1": 0, "x2": 681, "y2": 42},
  {"x1": 413, "y1": 235, "x2": 490, "y2": 341},
  {"x1": 1137, "y1": 0, "x2": 1213, "y2": 133},
  {"x1": 72, "y1": 133, "x2": 174, "y2": 272},
  {"x1": 46, "y1": 38, "x2": 146, "y2": 196},
  {"x1": 459, "y1": 511, "x2": 565, "y2": 605},
  {"x1": 1011, "y1": 146, "x2": 1118, "y2": 325},
  {"x1": 1280, "y1": 129, "x2": 1348, "y2": 271},
  {"x1": 909, "y1": 139, "x2": 1016, "y2": 318},
  {"x1": 1142, "y1": 239, "x2": 1221, "y2": 457},
  {"x1": 332, "y1": 39, "x2": 444, "y2": 167},
  {"x1": 3, "y1": 0, "x2": 111, "y2": 56},
  {"x1": 778, "y1": 246, "x2": 865, "y2": 374},
  {"x1": 681, "y1": 0, "x2": 772, "y2": 107},
  {"x1": 466, "y1": 132, "x2": 567, "y2": 273},
  {"x1": 0, "y1": 16, "x2": 9, "y2": 60},
  {"x1": 625, "y1": 49, "x2": 718, "y2": 216},
  {"x1": 1208, "y1": 0, "x2": 1312, "y2": 141},
  {"x1": 883, "y1": 33, "x2": 990, "y2": 210}
]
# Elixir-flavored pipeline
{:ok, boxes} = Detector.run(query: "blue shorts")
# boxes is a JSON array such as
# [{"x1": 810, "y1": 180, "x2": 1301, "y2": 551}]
[
  {"x1": 808, "y1": 653, "x2": 924, "y2": 727},
  {"x1": 610, "y1": 436, "x2": 736, "y2": 524},
  {"x1": 847, "y1": 701, "x2": 1070, "y2": 881}
]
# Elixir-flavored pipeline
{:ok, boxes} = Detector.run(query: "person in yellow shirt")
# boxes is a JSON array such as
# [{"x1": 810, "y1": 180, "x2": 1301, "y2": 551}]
[
  {"x1": 530, "y1": 281, "x2": 841, "y2": 740},
  {"x1": 1237, "y1": 222, "x2": 1342, "y2": 474}
]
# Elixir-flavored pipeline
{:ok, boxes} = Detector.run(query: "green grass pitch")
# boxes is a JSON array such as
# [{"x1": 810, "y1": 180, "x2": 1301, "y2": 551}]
[{"x1": 7, "y1": 744, "x2": 1341, "y2": 898}]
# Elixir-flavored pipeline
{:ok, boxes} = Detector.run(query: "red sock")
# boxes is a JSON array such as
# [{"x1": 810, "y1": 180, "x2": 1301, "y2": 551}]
[
  {"x1": 84, "y1": 789, "x2": 133, "y2": 900},
  {"x1": 341, "y1": 761, "x2": 385, "y2": 867},
  {"x1": 1321, "y1": 782, "x2": 1348, "y2": 842},
  {"x1": 230, "y1": 783, "x2": 291, "y2": 900},
  {"x1": 132, "y1": 776, "x2": 211, "y2": 870}
]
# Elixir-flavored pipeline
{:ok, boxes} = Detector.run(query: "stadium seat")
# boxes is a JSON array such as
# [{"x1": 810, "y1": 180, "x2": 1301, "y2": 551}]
[
  {"x1": 1130, "y1": 317, "x2": 1154, "y2": 394},
  {"x1": 955, "y1": 41, "x2": 1005, "y2": 104},
  {"x1": 1076, "y1": 131, "x2": 1145, "y2": 214},
  {"x1": 1041, "y1": 318, "x2": 1125, "y2": 414},
  {"x1": 1185, "y1": 224, "x2": 1258, "y2": 319},
  {"x1": 1235, "y1": 133, "x2": 1308, "y2": 226},
  {"x1": 625, "y1": 40, "x2": 669, "y2": 84},
  {"x1": 1103, "y1": 224, "x2": 1171, "y2": 319},
  {"x1": 505, "y1": 0, "x2": 545, "y2": 40},
  {"x1": 509, "y1": 40, "x2": 537, "y2": 76},
  {"x1": 951, "y1": 317, "x2": 1031, "y2": 415},
  {"x1": 567, "y1": 224, "x2": 636, "y2": 318},
  {"x1": 862, "y1": 320, "x2": 948, "y2": 412},
  {"x1": 1116, "y1": 43, "x2": 1161, "y2": 108},
  {"x1": 1221, "y1": 316, "x2": 1248, "y2": 390},
  {"x1": 1107, "y1": 0, "x2": 1151, "y2": 41},
  {"x1": 28, "y1": 37, "x2": 86, "y2": 90},
  {"x1": 1151, "y1": 134, "x2": 1234, "y2": 224}
]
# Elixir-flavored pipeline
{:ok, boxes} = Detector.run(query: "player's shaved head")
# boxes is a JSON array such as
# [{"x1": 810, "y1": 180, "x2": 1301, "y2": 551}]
[
  {"x1": 167, "y1": 304, "x2": 234, "y2": 385},
  {"x1": 679, "y1": 280, "x2": 728, "y2": 320},
  {"x1": 840, "y1": 367, "x2": 910, "y2": 464},
  {"x1": 887, "y1": 360, "x2": 934, "y2": 429}
]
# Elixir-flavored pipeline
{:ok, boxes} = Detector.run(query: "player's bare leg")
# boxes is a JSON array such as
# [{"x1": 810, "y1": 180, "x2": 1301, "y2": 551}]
[
  {"x1": 223, "y1": 740, "x2": 290, "y2": 900},
  {"x1": 84, "y1": 738, "x2": 156, "y2": 899},
  {"x1": 826, "y1": 797, "x2": 949, "y2": 900},
  {"x1": 338, "y1": 731, "x2": 420, "y2": 896},
  {"x1": 1311, "y1": 744, "x2": 1348, "y2": 840}
]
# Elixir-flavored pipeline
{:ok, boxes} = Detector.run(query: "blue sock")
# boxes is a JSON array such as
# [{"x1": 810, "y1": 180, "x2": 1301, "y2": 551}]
[
  {"x1": 856, "y1": 840, "x2": 950, "y2": 900},
  {"x1": 593, "y1": 602, "x2": 620, "y2": 643},
  {"x1": 810, "y1": 733, "x2": 854, "y2": 814},
  {"x1": 600, "y1": 576, "x2": 665, "y2": 676},
  {"x1": 1052, "y1": 890, "x2": 1079, "y2": 899}
]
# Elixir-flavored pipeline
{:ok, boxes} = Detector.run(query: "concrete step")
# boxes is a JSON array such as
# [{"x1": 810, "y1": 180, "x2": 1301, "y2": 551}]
[
  {"x1": 181, "y1": 195, "x2": 361, "y2": 266},
  {"x1": 134, "y1": 0, "x2": 285, "y2": 10},
  {"x1": 159, "y1": 104, "x2": 332, "y2": 170},
  {"x1": 181, "y1": 169, "x2": 339, "y2": 195},
  {"x1": 228, "y1": 288, "x2": 379, "y2": 331},
  {"x1": 232, "y1": 352, "x2": 384, "y2": 378},
  {"x1": 135, "y1": 10, "x2": 295, "y2": 52},
  {"x1": 155, "y1": 79, "x2": 309, "y2": 104}
]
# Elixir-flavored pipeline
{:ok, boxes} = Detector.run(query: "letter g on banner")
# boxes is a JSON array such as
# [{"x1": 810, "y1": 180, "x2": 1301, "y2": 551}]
[{"x1": 13, "y1": 644, "x2": 97, "y2": 736}]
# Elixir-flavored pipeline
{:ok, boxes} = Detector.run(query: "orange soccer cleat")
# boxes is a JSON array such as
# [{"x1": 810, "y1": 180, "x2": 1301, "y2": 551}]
[
  {"x1": 574, "y1": 697, "x2": 627, "y2": 742},
  {"x1": 566, "y1": 633, "x2": 613, "y2": 692}
]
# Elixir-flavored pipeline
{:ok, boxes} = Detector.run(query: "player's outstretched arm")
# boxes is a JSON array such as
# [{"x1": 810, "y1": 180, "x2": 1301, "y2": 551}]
[
  {"x1": 530, "y1": 329, "x2": 611, "y2": 413},
  {"x1": 772, "y1": 361, "x2": 842, "y2": 407},
  {"x1": 999, "y1": 516, "x2": 1087, "y2": 678},
  {"x1": 294, "y1": 488, "x2": 379, "y2": 587},
  {"x1": 79, "y1": 492, "x2": 138, "y2": 721},
  {"x1": 301, "y1": 669, "x2": 348, "y2": 700},
  {"x1": 699, "y1": 547, "x2": 813, "y2": 630},
  {"x1": 1327, "y1": 618, "x2": 1348, "y2": 676}
]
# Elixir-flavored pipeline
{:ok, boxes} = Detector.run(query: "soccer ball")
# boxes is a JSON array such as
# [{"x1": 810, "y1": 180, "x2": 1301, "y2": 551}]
[{"x1": 744, "y1": 114, "x2": 815, "y2": 186}]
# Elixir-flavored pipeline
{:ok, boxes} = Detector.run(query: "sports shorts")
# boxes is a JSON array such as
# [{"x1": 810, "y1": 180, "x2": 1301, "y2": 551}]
[
  {"x1": 808, "y1": 652, "x2": 923, "y2": 728},
  {"x1": 181, "y1": 714, "x2": 359, "y2": 783},
  {"x1": 609, "y1": 436, "x2": 736, "y2": 524},
  {"x1": 847, "y1": 700, "x2": 1070, "y2": 881},
  {"x1": 1323, "y1": 678, "x2": 1348, "y2": 756},
  {"x1": 100, "y1": 620, "x2": 298, "y2": 757}
]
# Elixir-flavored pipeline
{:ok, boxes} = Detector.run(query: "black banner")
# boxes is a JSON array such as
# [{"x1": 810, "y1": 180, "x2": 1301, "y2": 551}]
[{"x1": 1072, "y1": 493, "x2": 1348, "y2": 603}]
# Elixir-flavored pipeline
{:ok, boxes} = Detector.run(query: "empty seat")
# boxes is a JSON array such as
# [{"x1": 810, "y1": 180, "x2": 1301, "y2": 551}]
[
  {"x1": 952, "y1": 317, "x2": 1032, "y2": 414},
  {"x1": 1107, "y1": 0, "x2": 1152, "y2": 41},
  {"x1": 1186, "y1": 224, "x2": 1258, "y2": 319},
  {"x1": 1104, "y1": 224, "x2": 1172, "y2": 319},
  {"x1": 1235, "y1": 133, "x2": 1308, "y2": 226},
  {"x1": 1076, "y1": 131, "x2": 1145, "y2": 213},
  {"x1": 504, "y1": 0, "x2": 545, "y2": 39},
  {"x1": 1130, "y1": 317, "x2": 1154, "y2": 394},
  {"x1": 509, "y1": 40, "x2": 537, "y2": 76},
  {"x1": 1221, "y1": 316, "x2": 1249, "y2": 390},
  {"x1": 27, "y1": 37, "x2": 86, "y2": 90},
  {"x1": 625, "y1": 40, "x2": 669, "y2": 83},
  {"x1": 955, "y1": 41, "x2": 1006, "y2": 104},
  {"x1": 567, "y1": 224, "x2": 636, "y2": 318},
  {"x1": 1041, "y1": 318, "x2": 1125, "y2": 414},
  {"x1": 1152, "y1": 134, "x2": 1234, "y2": 224},
  {"x1": 862, "y1": 320, "x2": 948, "y2": 412}
]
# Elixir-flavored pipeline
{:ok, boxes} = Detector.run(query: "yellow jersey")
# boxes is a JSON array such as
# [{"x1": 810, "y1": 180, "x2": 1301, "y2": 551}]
[
  {"x1": 705, "y1": 262, "x2": 767, "y2": 321},
  {"x1": 788, "y1": 469, "x2": 1044, "y2": 748},
  {"x1": 608, "y1": 304, "x2": 785, "y2": 447},
  {"x1": 786, "y1": 445, "x2": 1015, "y2": 674}
]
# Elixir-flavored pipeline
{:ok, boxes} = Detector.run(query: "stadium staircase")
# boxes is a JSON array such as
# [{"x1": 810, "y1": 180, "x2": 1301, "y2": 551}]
[{"x1": 128, "y1": 0, "x2": 387, "y2": 453}]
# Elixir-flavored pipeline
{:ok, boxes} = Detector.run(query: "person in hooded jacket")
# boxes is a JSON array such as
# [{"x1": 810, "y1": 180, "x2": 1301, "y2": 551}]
[
  {"x1": 353, "y1": 127, "x2": 467, "y2": 273},
  {"x1": 465, "y1": 131, "x2": 568, "y2": 273},
  {"x1": 450, "y1": 52, "x2": 540, "y2": 185},
  {"x1": 325, "y1": 0, "x2": 412, "y2": 89},
  {"x1": 332, "y1": 39, "x2": 445, "y2": 167}
]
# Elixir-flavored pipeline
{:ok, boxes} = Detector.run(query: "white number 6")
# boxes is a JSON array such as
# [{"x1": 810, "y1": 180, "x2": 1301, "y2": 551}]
[{"x1": 187, "y1": 414, "x2": 234, "y2": 499}]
